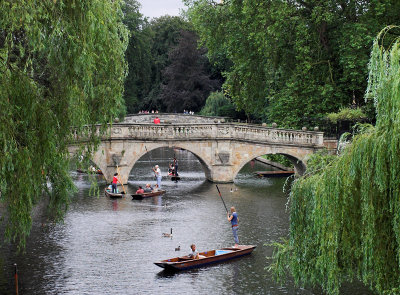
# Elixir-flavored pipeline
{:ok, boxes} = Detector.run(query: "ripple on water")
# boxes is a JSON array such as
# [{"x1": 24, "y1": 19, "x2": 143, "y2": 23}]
[{"x1": 0, "y1": 148, "x2": 374, "y2": 294}]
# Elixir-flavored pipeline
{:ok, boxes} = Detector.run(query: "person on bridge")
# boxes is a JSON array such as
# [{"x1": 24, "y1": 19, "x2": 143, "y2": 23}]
[
  {"x1": 153, "y1": 116, "x2": 160, "y2": 124},
  {"x1": 153, "y1": 165, "x2": 162, "y2": 189},
  {"x1": 227, "y1": 206, "x2": 239, "y2": 248},
  {"x1": 112, "y1": 173, "x2": 121, "y2": 193}
]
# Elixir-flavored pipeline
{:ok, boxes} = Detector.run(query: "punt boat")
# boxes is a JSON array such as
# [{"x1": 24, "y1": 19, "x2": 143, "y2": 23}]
[
  {"x1": 255, "y1": 170, "x2": 294, "y2": 178},
  {"x1": 104, "y1": 188, "x2": 125, "y2": 198},
  {"x1": 168, "y1": 172, "x2": 181, "y2": 181},
  {"x1": 131, "y1": 190, "x2": 166, "y2": 200},
  {"x1": 154, "y1": 245, "x2": 256, "y2": 271}
]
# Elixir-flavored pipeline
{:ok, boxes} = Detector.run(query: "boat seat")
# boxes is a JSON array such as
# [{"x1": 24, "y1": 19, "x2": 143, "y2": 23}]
[{"x1": 215, "y1": 250, "x2": 233, "y2": 255}]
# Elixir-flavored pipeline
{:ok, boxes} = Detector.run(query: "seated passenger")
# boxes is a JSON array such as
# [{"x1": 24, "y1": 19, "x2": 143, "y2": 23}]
[
  {"x1": 188, "y1": 244, "x2": 206, "y2": 259},
  {"x1": 153, "y1": 184, "x2": 159, "y2": 191},
  {"x1": 144, "y1": 183, "x2": 153, "y2": 193},
  {"x1": 136, "y1": 186, "x2": 144, "y2": 194},
  {"x1": 168, "y1": 163, "x2": 173, "y2": 175}
]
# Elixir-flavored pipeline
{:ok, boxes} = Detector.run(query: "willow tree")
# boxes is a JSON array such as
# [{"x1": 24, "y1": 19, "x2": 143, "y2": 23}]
[
  {"x1": 270, "y1": 26, "x2": 400, "y2": 295},
  {"x1": 0, "y1": 1, "x2": 128, "y2": 249}
]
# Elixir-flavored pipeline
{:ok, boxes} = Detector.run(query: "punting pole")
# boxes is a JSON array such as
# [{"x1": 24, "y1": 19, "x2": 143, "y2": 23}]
[
  {"x1": 14, "y1": 263, "x2": 18, "y2": 295},
  {"x1": 215, "y1": 185, "x2": 229, "y2": 214},
  {"x1": 145, "y1": 146, "x2": 156, "y2": 178},
  {"x1": 116, "y1": 165, "x2": 126, "y2": 194}
]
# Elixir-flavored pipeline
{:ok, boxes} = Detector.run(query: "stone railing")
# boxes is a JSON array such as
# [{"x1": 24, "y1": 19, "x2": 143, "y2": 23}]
[{"x1": 105, "y1": 123, "x2": 324, "y2": 147}]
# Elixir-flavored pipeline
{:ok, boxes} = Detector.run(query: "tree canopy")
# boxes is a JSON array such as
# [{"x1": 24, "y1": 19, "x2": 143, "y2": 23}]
[
  {"x1": 0, "y1": 0, "x2": 128, "y2": 249},
  {"x1": 161, "y1": 30, "x2": 220, "y2": 112},
  {"x1": 122, "y1": 0, "x2": 153, "y2": 114},
  {"x1": 269, "y1": 26, "x2": 400, "y2": 295},
  {"x1": 185, "y1": 0, "x2": 400, "y2": 128},
  {"x1": 200, "y1": 90, "x2": 238, "y2": 118}
]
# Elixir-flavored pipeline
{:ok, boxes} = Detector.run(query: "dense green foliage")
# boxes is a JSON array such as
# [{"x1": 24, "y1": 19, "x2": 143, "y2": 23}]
[
  {"x1": 200, "y1": 91, "x2": 238, "y2": 118},
  {"x1": 122, "y1": 11, "x2": 223, "y2": 113},
  {"x1": 138, "y1": 16, "x2": 192, "y2": 112},
  {"x1": 161, "y1": 30, "x2": 220, "y2": 112},
  {"x1": 269, "y1": 27, "x2": 400, "y2": 295},
  {"x1": 122, "y1": 0, "x2": 152, "y2": 114},
  {"x1": 0, "y1": 0, "x2": 128, "y2": 249},
  {"x1": 124, "y1": 15, "x2": 193, "y2": 112},
  {"x1": 326, "y1": 107, "x2": 367, "y2": 124},
  {"x1": 185, "y1": 0, "x2": 400, "y2": 128}
]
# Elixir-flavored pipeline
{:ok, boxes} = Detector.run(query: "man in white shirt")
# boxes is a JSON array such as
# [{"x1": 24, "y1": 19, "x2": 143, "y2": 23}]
[{"x1": 153, "y1": 165, "x2": 162, "y2": 189}]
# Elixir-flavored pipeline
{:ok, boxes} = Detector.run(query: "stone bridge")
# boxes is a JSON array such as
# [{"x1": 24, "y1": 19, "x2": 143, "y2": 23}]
[{"x1": 70, "y1": 114, "x2": 324, "y2": 183}]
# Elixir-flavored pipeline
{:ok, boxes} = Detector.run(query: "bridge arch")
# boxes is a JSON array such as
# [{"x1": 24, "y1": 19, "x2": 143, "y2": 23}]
[
  {"x1": 129, "y1": 144, "x2": 213, "y2": 181},
  {"x1": 230, "y1": 143, "x2": 310, "y2": 181}
]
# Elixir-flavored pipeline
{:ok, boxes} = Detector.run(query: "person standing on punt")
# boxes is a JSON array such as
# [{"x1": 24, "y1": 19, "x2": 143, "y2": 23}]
[
  {"x1": 227, "y1": 206, "x2": 239, "y2": 248},
  {"x1": 112, "y1": 173, "x2": 121, "y2": 193},
  {"x1": 173, "y1": 157, "x2": 178, "y2": 176},
  {"x1": 153, "y1": 165, "x2": 162, "y2": 189}
]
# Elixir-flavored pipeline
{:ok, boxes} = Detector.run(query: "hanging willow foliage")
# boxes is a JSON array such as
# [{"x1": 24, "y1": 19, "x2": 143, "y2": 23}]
[
  {"x1": 0, "y1": 0, "x2": 128, "y2": 250},
  {"x1": 269, "y1": 26, "x2": 400, "y2": 295}
]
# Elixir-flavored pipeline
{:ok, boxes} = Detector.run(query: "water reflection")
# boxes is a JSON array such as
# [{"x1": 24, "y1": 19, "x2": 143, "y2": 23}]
[{"x1": 0, "y1": 148, "x2": 373, "y2": 294}]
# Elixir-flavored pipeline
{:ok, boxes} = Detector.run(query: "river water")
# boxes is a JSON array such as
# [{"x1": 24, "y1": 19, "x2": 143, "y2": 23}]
[{"x1": 0, "y1": 148, "x2": 372, "y2": 294}]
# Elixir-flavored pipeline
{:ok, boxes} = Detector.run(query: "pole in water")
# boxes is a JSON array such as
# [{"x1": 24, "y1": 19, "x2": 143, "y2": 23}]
[
  {"x1": 145, "y1": 146, "x2": 153, "y2": 166},
  {"x1": 14, "y1": 263, "x2": 18, "y2": 295},
  {"x1": 216, "y1": 185, "x2": 228, "y2": 213}
]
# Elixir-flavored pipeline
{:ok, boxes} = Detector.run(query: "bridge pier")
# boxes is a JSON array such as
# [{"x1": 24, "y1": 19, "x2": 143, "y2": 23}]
[{"x1": 207, "y1": 165, "x2": 235, "y2": 183}]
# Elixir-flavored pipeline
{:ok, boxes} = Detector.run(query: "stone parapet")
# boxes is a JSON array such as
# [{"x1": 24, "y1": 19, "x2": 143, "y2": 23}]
[{"x1": 102, "y1": 123, "x2": 324, "y2": 148}]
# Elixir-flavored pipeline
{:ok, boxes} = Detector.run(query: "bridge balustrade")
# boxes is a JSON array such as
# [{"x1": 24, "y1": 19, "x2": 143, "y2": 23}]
[{"x1": 103, "y1": 123, "x2": 323, "y2": 147}]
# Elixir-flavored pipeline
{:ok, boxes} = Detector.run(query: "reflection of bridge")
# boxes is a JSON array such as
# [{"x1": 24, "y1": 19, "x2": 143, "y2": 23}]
[{"x1": 70, "y1": 114, "x2": 324, "y2": 183}]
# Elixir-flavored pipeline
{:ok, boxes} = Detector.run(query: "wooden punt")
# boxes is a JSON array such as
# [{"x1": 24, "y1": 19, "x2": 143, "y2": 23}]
[
  {"x1": 104, "y1": 188, "x2": 125, "y2": 198},
  {"x1": 131, "y1": 190, "x2": 166, "y2": 200},
  {"x1": 255, "y1": 170, "x2": 294, "y2": 178},
  {"x1": 168, "y1": 173, "x2": 181, "y2": 181},
  {"x1": 154, "y1": 245, "x2": 256, "y2": 271},
  {"x1": 77, "y1": 169, "x2": 103, "y2": 175}
]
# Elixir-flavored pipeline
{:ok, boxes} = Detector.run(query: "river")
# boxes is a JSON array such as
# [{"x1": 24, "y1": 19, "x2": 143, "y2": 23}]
[{"x1": 0, "y1": 148, "x2": 372, "y2": 294}]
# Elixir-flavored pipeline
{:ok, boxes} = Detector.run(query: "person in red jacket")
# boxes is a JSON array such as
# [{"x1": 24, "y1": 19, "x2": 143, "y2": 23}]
[
  {"x1": 154, "y1": 116, "x2": 160, "y2": 124},
  {"x1": 112, "y1": 173, "x2": 121, "y2": 193}
]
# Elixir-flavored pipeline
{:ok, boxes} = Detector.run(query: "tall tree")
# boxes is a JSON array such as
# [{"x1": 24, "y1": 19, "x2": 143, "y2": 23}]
[
  {"x1": 161, "y1": 30, "x2": 220, "y2": 112},
  {"x1": 122, "y1": 0, "x2": 152, "y2": 114},
  {"x1": 142, "y1": 16, "x2": 192, "y2": 111},
  {"x1": 270, "y1": 27, "x2": 400, "y2": 295},
  {"x1": 185, "y1": 0, "x2": 400, "y2": 128},
  {"x1": 0, "y1": 0, "x2": 128, "y2": 249},
  {"x1": 200, "y1": 91, "x2": 238, "y2": 118}
]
